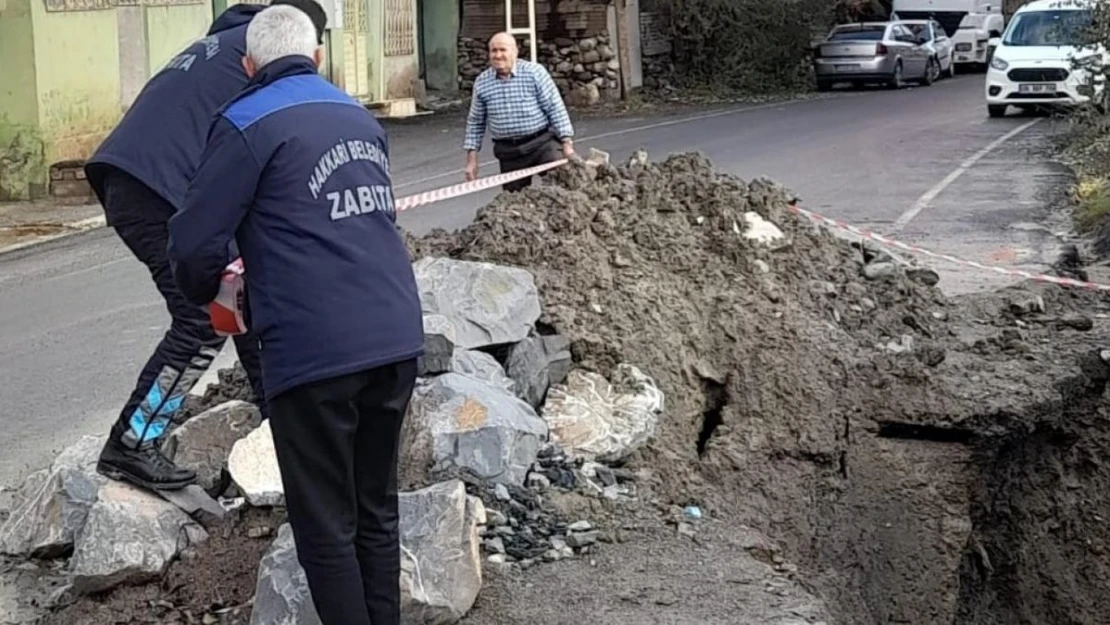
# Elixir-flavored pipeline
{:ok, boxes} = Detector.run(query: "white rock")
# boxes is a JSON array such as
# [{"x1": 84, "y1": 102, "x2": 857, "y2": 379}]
[
  {"x1": 542, "y1": 364, "x2": 664, "y2": 463},
  {"x1": 413, "y1": 257, "x2": 541, "y2": 350},
  {"x1": 742, "y1": 212, "x2": 788, "y2": 249},
  {"x1": 228, "y1": 420, "x2": 285, "y2": 507},
  {"x1": 70, "y1": 480, "x2": 207, "y2": 594}
]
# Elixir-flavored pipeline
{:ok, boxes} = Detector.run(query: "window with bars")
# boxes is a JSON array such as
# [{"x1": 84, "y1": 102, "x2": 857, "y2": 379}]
[{"x1": 384, "y1": 0, "x2": 414, "y2": 56}]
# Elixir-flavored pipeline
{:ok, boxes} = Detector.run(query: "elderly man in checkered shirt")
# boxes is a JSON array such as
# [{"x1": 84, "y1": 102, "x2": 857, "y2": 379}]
[{"x1": 463, "y1": 31, "x2": 575, "y2": 191}]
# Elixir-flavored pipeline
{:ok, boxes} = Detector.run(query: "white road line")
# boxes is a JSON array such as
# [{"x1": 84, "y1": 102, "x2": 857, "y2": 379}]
[
  {"x1": 890, "y1": 118, "x2": 1041, "y2": 232},
  {"x1": 391, "y1": 96, "x2": 839, "y2": 191}
]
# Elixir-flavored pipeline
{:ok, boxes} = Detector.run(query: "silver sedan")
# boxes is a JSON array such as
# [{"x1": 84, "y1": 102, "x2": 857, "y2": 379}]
[{"x1": 813, "y1": 22, "x2": 939, "y2": 90}]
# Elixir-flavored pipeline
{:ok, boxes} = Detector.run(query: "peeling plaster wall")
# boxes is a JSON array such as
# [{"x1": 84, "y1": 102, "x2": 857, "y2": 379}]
[
  {"x1": 30, "y1": 0, "x2": 120, "y2": 178},
  {"x1": 0, "y1": 0, "x2": 212, "y2": 199},
  {"x1": 0, "y1": 0, "x2": 45, "y2": 199}
]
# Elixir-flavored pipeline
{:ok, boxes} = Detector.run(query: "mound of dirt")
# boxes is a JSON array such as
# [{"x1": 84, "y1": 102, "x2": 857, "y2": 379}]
[
  {"x1": 409, "y1": 153, "x2": 1110, "y2": 624},
  {"x1": 19, "y1": 153, "x2": 1110, "y2": 625}
]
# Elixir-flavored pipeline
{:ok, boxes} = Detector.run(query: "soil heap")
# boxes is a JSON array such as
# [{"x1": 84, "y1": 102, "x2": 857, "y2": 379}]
[
  {"x1": 13, "y1": 152, "x2": 1110, "y2": 625},
  {"x1": 409, "y1": 152, "x2": 1110, "y2": 625}
]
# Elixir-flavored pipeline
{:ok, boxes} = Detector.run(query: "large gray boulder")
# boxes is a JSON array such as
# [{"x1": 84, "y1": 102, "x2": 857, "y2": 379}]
[
  {"x1": 0, "y1": 435, "x2": 107, "y2": 558},
  {"x1": 449, "y1": 348, "x2": 514, "y2": 393},
  {"x1": 413, "y1": 257, "x2": 541, "y2": 349},
  {"x1": 249, "y1": 523, "x2": 320, "y2": 625},
  {"x1": 504, "y1": 334, "x2": 573, "y2": 407},
  {"x1": 541, "y1": 364, "x2": 665, "y2": 463},
  {"x1": 399, "y1": 480, "x2": 485, "y2": 624},
  {"x1": 419, "y1": 314, "x2": 457, "y2": 376},
  {"x1": 250, "y1": 480, "x2": 485, "y2": 625},
  {"x1": 70, "y1": 480, "x2": 208, "y2": 594},
  {"x1": 163, "y1": 400, "x2": 262, "y2": 493},
  {"x1": 401, "y1": 373, "x2": 547, "y2": 487},
  {"x1": 227, "y1": 419, "x2": 285, "y2": 507}
]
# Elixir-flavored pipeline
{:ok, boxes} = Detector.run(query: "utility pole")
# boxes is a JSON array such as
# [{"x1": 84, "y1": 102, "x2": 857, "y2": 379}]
[{"x1": 614, "y1": 0, "x2": 633, "y2": 100}]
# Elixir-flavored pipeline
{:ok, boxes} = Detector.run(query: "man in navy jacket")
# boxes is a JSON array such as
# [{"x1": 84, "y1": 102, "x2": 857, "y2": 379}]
[
  {"x1": 167, "y1": 7, "x2": 423, "y2": 624},
  {"x1": 84, "y1": 0, "x2": 326, "y2": 492}
]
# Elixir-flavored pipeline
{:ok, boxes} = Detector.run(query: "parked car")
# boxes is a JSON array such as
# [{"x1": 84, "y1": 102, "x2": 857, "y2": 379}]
[
  {"x1": 985, "y1": 0, "x2": 1106, "y2": 117},
  {"x1": 902, "y1": 18, "x2": 957, "y2": 78},
  {"x1": 952, "y1": 12, "x2": 1006, "y2": 70},
  {"x1": 813, "y1": 22, "x2": 942, "y2": 90}
]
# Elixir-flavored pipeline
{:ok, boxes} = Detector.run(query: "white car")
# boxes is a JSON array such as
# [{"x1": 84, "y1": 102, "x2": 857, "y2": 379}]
[{"x1": 985, "y1": 0, "x2": 1106, "y2": 117}]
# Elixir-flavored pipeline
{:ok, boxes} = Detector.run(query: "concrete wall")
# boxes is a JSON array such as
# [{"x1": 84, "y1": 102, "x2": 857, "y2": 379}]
[{"x1": 0, "y1": 0, "x2": 44, "y2": 199}]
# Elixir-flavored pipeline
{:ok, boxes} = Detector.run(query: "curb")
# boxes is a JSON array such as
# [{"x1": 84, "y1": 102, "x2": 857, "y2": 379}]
[{"x1": 0, "y1": 215, "x2": 107, "y2": 257}]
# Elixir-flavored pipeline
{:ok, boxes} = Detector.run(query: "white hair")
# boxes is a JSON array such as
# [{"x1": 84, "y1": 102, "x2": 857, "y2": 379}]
[{"x1": 245, "y1": 5, "x2": 318, "y2": 68}]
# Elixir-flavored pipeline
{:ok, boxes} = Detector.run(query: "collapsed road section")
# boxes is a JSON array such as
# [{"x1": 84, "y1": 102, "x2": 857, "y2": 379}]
[{"x1": 2, "y1": 153, "x2": 1110, "y2": 625}]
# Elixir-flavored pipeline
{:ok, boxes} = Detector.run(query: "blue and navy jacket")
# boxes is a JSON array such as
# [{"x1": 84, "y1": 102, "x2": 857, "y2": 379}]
[
  {"x1": 85, "y1": 5, "x2": 263, "y2": 219},
  {"x1": 167, "y1": 56, "x2": 425, "y2": 400}
]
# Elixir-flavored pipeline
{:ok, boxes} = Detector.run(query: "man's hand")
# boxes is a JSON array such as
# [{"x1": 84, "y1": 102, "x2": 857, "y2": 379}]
[
  {"x1": 562, "y1": 139, "x2": 575, "y2": 159},
  {"x1": 464, "y1": 151, "x2": 479, "y2": 181}
]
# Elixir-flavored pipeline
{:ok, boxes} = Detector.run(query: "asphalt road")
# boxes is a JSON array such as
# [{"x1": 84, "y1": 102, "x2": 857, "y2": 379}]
[{"x1": 0, "y1": 74, "x2": 1073, "y2": 486}]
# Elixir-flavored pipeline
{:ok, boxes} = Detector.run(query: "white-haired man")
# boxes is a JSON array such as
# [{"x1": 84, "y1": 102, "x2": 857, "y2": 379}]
[
  {"x1": 463, "y1": 31, "x2": 575, "y2": 191},
  {"x1": 166, "y1": 6, "x2": 423, "y2": 625}
]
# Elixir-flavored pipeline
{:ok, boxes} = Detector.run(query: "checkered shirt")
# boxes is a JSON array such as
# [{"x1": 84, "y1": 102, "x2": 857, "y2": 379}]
[{"x1": 463, "y1": 59, "x2": 575, "y2": 152}]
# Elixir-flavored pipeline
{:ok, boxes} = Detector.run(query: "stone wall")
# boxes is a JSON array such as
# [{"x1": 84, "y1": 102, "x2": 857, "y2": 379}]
[{"x1": 458, "y1": 33, "x2": 622, "y2": 107}]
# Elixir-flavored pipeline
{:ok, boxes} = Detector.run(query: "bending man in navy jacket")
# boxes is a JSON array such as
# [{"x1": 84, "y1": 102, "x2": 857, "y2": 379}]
[
  {"x1": 84, "y1": 0, "x2": 326, "y2": 492},
  {"x1": 167, "y1": 7, "x2": 424, "y2": 625}
]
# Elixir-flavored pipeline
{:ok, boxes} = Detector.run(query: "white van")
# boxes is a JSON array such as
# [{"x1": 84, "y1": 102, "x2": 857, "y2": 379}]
[
  {"x1": 985, "y1": 0, "x2": 1105, "y2": 117},
  {"x1": 892, "y1": 0, "x2": 1004, "y2": 71}
]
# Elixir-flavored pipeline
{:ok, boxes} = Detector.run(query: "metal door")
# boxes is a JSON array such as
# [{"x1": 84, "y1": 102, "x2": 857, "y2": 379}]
[{"x1": 343, "y1": 0, "x2": 371, "y2": 99}]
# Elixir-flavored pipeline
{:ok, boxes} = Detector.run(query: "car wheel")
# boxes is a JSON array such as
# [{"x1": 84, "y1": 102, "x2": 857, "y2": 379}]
[
  {"x1": 920, "y1": 58, "x2": 939, "y2": 86},
  {"x1": 945, "y1": 59, "x2": 956, "y2": 78},
  {"x1": 988, "y1": 104, "x2": 1007, "y2": 118},
  {"x1": 888, "y1": 62, "x2": 905, "y2": 89},
  {"x1": 816, "y1": 80, "x2": 834, "y2": 92}
]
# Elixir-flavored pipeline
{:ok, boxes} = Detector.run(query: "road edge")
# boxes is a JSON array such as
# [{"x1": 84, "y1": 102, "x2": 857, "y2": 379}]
[{"x1": 0, "y1": 215, "x2": 107, "y2": 257}]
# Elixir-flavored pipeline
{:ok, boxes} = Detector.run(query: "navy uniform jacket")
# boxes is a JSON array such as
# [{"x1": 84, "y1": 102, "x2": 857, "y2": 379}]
[
  {"x1": 166, "y1": 56, "x2": 424, "y2": 400},
  {"x1": 85, "y1": 5, "x2": 263, "y2": 220}
]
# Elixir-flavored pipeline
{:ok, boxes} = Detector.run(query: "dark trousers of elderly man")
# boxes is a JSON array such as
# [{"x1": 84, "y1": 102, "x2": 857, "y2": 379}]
[{"x1": 492, "y1": 129, "x2": 564, "y2": 192}]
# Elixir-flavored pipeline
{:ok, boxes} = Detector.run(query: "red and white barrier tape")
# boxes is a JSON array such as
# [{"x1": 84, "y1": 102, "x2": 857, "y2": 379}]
[
  {"x1": 210, "y1": 159, "x2": 571, "y2": 335},
  {"x1": 210, "y1": 164, "x2": 1110, "y2": 336},
  {"x1": 786, "y1": 201, "x2": 1110, "y2": 292},
  {"x1": 395, "y1": 158, "x2": 568, "y2": 212}
]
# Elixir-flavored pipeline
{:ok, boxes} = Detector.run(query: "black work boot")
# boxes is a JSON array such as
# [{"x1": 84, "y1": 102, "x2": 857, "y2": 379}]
[{"x1": 97, "y1": 435, "x2": 196, "y2": 491}]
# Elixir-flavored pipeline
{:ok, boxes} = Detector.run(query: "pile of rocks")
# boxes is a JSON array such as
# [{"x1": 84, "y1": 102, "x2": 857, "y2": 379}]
[
  {"x1": 458, "y1": 34, "x2": 621, "y2": 105},
  {"x1": 0, "y1": 253, "x2": 664, "y2": 624}
]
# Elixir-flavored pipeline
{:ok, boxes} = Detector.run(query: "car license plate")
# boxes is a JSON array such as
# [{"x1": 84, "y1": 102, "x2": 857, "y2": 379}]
[
  {"x1": 1019, "y1": 83, "x2": 1055, "y2": 93},
  {"x1": 834, "y1": 64, "x2": 861, "y2": 72}
]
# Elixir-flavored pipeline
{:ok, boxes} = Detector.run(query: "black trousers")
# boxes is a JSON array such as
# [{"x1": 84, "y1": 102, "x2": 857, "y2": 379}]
[
  {"x1": 268, "y1": 359, "x2": 418, "y2": 625},
  {"x1": 492, "y1": 129, "x2": 563, "y2": 192},
  {"x1": 99, "y1": 167, "x2": 267, "y2": 448}
]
